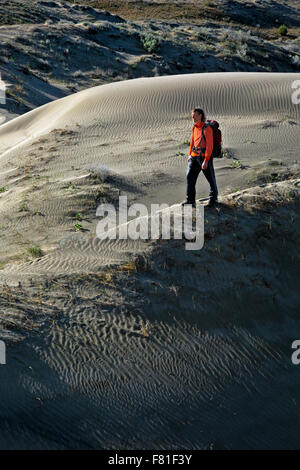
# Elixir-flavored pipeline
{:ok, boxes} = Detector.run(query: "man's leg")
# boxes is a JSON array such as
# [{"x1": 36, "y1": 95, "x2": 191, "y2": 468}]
[
  {"x1": 186, "y1": 157, "x2": 201, "y2": 203},
  {"x1": 202, "y1": 157, "x2": 218, "y2": 201}
]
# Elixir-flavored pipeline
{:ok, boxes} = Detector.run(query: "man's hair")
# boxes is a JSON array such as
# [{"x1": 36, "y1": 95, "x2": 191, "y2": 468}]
[{"x1": 192, "y1": 108, "x2": 206, "y2": 121}]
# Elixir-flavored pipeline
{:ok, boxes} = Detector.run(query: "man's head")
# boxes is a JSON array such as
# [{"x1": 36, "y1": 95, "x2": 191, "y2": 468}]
[{"x1": 192, "y1": 108, "x2": 205, "y2": 123}]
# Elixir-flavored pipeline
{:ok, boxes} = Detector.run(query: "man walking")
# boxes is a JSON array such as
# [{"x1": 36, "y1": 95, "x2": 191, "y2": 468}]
[{"x1": 182, "y1": 108, "x2": 218, "y2": 208}]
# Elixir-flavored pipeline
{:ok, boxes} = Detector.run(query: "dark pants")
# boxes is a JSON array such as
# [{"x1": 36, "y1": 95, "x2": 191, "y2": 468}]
[{"x1": 186, "y1": 155, "x2": 218, "y2": 203}]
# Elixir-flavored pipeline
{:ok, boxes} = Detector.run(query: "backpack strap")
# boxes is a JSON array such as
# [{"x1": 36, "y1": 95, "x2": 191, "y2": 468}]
[
  {"x1": 201, "y1": 121, "x2": 208, "y2": 143},
  {"x1": 199, "y1": 121, "x2": 208, "y2": 154}
]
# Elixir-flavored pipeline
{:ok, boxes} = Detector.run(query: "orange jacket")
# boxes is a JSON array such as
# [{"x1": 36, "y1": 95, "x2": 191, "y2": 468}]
[{"x1": 189, "y1": 121, "x2": 213, "y2": 162}]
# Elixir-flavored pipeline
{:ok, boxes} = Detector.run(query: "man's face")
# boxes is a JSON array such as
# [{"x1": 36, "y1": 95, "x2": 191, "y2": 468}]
[{"x1": 192, "y1": 111, "x2": 202, "y2": 123}]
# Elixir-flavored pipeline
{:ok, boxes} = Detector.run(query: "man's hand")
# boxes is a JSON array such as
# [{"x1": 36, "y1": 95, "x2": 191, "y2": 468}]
[
  {"x1": 188, "y1": 155, "x2": 192, "y2": 162},
  {"x1": 202, "y1": 160, "x2": 208, "y2": 170}
]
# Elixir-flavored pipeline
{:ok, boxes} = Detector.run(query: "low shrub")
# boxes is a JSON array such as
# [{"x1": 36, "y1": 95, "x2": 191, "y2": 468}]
[
  {"x1": 139, "y1": 33, "x2": 160, "y2": 53},
  {"x1": 278, "y1": 24, "x2": 288, "y2": 36}
]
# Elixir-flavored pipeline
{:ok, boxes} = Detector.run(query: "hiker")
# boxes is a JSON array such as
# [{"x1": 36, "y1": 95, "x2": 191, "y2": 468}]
[{"x1": 182, "y1": 108, "x2": 218, "y2": 208}]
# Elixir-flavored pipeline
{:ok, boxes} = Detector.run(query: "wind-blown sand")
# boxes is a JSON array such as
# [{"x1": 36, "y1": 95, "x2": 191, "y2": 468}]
[
  {"x1": 0, "y1": 72, "x2": 299, "y2": 279},
  {"x1": 0, "y1": 72, "x2": 300, "y2": 449}
]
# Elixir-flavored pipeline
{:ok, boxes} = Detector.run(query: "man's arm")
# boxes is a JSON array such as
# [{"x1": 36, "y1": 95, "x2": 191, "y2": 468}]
[
  {"x1": 204, "y1": 126, "x2": 213, "y2": 162},
  {"x1": 188, "y1": 128, "x2": 194, "y2": 157}
]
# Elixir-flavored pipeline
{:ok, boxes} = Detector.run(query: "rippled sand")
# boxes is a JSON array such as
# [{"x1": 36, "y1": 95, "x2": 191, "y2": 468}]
[{"x1": 0, "y1": 73, "x2": 299, "y2": 449}]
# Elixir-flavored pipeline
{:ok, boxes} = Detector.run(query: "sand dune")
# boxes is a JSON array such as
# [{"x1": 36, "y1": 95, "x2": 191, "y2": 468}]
[
  {"x1": 1, "y1": 72, "x2": 299, "y2": 153},
  {"x1": 0, "y1": 72, "x2": 299, "y2": 283},
  {"x1": 0, "y1": 72, "x2": 300, "y2": 449}
]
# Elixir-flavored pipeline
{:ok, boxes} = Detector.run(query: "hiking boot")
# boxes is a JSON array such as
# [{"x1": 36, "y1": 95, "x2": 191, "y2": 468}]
[
  {"x1": 206, "y1": 199, "x2": 218, "y2": 208},
  {"x1": 181, "y1": 200, "x2": 196, "y2": 208}
]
